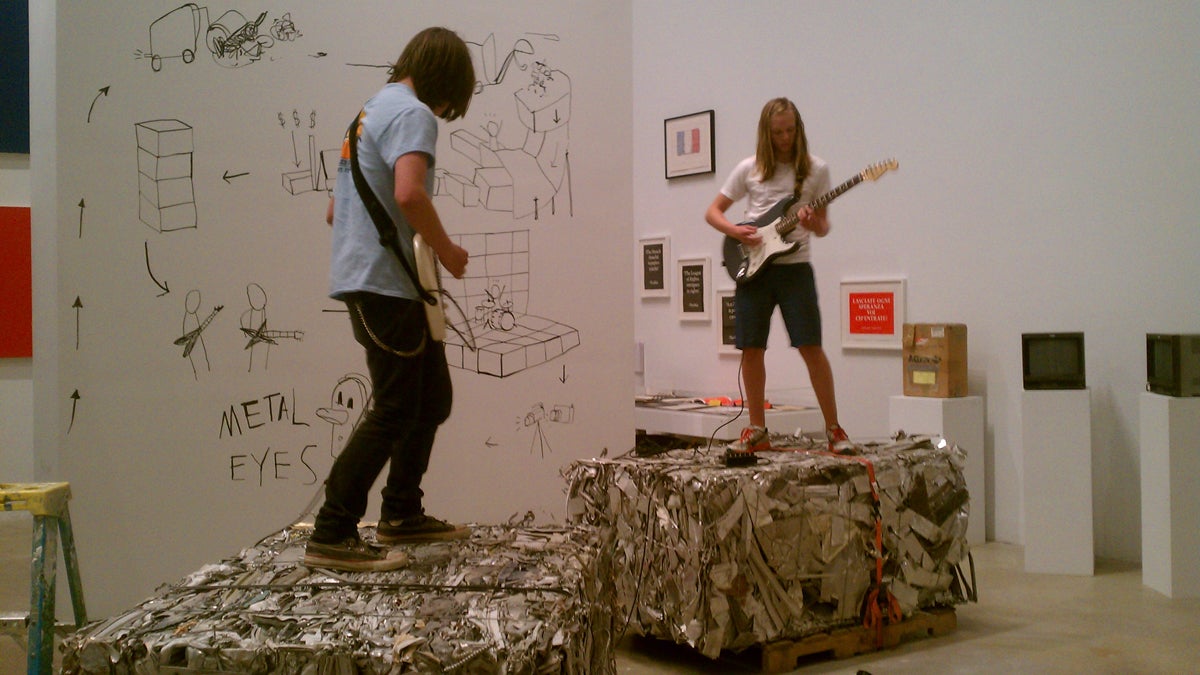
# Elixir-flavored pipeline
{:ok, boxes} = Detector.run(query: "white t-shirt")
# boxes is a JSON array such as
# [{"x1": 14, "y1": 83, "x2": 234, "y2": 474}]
[{"x1": 719, "y1": 154, "x2": 830, "y2": 264}]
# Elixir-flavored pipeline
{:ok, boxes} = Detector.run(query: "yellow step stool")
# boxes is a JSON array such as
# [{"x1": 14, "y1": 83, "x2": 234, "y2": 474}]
[{"x1": 1, "y1": 483, "x2": 88, "y2": 675}]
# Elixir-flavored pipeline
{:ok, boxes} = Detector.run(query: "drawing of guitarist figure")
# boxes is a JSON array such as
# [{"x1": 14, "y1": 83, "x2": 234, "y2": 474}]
[
  {"x1": 704, "y1": 97, "x2": 853, "y2": 456},
  {"x1": 305, "y1": 27, "x2": 474, "y2": 572}
]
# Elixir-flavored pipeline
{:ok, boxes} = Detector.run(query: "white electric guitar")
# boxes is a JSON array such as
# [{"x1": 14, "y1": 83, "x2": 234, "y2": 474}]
[
  {"x1": 722, "y1": 159, "x2": 898, "y2": 283},
  {"x1": 412, "y1": 234, "x2": 446, "y2": 342}
]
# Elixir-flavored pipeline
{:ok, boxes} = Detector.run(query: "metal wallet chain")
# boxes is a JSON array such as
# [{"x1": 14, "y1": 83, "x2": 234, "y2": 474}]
[{"x1": 350, "y1": 300, "x2": 427, "y2": 358}]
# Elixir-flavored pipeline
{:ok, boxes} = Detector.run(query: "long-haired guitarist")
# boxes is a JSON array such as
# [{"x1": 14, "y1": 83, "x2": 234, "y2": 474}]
[
  {"x1": 307, "y1": 27, "x2": 474, "y2": 573},
  {"x1": 704, "y1": 97, "x2": 852, "y2": 456}
]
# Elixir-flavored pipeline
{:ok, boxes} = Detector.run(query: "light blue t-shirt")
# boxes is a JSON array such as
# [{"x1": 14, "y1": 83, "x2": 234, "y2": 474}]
[{"x1": 329, "y1": 82, "x2": 437, "y2": 301}]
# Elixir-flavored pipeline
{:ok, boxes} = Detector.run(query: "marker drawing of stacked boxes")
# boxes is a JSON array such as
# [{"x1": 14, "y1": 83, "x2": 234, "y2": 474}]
[{"x1": 136, "y1": 118, "x2": 197, "y2": 232}]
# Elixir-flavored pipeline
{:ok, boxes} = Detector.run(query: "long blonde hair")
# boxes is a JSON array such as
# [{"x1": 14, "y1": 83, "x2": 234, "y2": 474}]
[{"x1": 755, "y1": 97, "x2": 810, "y2": 196}]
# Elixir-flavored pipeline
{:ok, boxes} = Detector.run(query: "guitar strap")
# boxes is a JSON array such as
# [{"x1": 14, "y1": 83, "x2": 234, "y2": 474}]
[{"x1": 345, "y1": 111, "x2": 438, "y2": 308}]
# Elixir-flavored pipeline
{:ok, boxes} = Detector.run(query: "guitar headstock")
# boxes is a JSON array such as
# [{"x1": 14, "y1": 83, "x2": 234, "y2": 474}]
[{"x1": 862, "y1": 158, "x2": 899, "y2": 181}]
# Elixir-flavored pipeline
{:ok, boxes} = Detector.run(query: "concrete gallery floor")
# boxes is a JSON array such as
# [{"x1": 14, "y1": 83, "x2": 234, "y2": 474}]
[{"x1": 2, "y1": 512, "x2": 1198, "y2": 674}]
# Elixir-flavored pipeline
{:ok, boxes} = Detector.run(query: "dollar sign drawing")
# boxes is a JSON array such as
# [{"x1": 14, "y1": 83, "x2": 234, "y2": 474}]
[
  {"x1": 309, "y1": 111, "x2": 317, "y2": 128},
  {"x1": 277, "y1": 112, "x2": 285, "y2": 127},
  {"x1": 293, "y1": 109, "x2": 300, "y2": 127}
]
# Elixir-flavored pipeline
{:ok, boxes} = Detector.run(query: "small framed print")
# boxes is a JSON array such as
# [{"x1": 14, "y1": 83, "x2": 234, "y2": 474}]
[
  {"x1": 840, "y1": 278, "x2": 906, "y2": 350},
  {"x1": 664, "y1": 110, "x2": 715, "y2": 179},
  {"x1": 717, "y1": 288, "x2": 738, "y2": 354},
  {"x1": 638, "y1": 236, "x2": 670, "y2": 299},
  {"x1": 677, "y1": 256, "x2": 711, "y2": 322}
]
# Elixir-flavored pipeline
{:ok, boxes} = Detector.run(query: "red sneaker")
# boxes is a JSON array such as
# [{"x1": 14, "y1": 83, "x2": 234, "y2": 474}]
[
  {"x1": 827, "y1": 424, "x2": 853, "y2": 454},
  {"x1": 726, "y1": 425, "x2": 771, "y2": 454}
]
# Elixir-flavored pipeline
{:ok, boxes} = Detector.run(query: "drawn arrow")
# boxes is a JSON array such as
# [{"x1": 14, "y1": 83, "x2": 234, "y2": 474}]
[
  {"x1": 222, "y1": 170, "x2": 249, "y2": 183},
  {"x1": 86, "y1": 86, "x2": 110, "y2": 123},
  {"x1": 559, "y1": 364, "x2": 568, "y2": 384},
  {"x1": 144, "y1": 241, "x2": 170, "y2": 296},
  {"x1": 73, "y1": 296, "x2": 83, "y2": 350},
  {"x1": 68, "y1": 390, "x2": 80, "y2": 433},
  {"x1": 290, "y1": 131, "x2": 301, "y2": 167},
  {"x1": 77, "y1": 198, "x2": 85, "y2": 238},
  {"x1": 485, "y1": 437, "x2": 499, "y2": 448}
]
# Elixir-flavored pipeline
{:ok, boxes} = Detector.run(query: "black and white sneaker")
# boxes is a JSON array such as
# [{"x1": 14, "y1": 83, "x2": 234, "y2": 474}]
[
  {"x1": 303, "y1": 536, "x2": 408, "y2": 572},
  {"x1": 377, "y1": 514, "x2": 471, "y2": 544}
]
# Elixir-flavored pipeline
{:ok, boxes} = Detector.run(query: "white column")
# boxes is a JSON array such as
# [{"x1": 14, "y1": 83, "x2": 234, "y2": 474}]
[
  {"x1": 1140, "y1": 392, "x2": 1200, "y2": 598},
  {"x1": 1021, "y1": 389, "x2": 1093, "y2": 574},
  {"x1": 889, "y1": 395, "x2": 985, "y2": 544}
]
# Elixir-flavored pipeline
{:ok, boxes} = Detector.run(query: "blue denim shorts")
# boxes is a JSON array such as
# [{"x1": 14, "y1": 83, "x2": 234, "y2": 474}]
[{"x1": 735, "y1": 262, "x2": 822, "y2": 349}]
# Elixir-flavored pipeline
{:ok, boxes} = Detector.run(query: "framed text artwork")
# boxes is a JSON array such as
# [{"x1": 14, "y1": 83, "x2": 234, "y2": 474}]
[
  {"x1": 677, "y1": 256, "x2": 711, "y2": 322},
  {"x1": 840, "y1": 278, "x2": 906, "y2": 350},
  {"x1": 717, "y1": 288, "x2": 738, "y2": 354},
  {"x1": 664, "y1": 110, "x2": 715, "y2": 179},
  {"x1": 638, "y1": 236, "x2": 670, "y2": 299}
]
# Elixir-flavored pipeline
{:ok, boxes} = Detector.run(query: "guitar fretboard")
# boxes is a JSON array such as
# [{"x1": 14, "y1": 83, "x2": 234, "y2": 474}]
[{"x1": 777, "y1": 173, "x2": 866, "y2": 236}]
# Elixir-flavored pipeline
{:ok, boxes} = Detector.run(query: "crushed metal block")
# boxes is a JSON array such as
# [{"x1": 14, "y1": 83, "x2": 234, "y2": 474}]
[
  {"x1": 563, "y1": 434, "x2": 972, "y2": 659},
  {"x1": 60, "y1": 524, "x2": 615, "y2": 674}
]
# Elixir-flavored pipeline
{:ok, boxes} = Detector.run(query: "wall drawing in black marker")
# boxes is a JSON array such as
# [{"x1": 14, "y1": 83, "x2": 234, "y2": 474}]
[
  {"x1": 277, "y1": 109, "x2": 339, "y2": 196},
  {"x1": 141, "y1": 3, "x2": 207, "y2": 72},
  {"x1": 520, "y1": 402, "x2": 574, "y2": 458},
  {"x1": 475, "y1": 281, "x2": 516, "y2": 331},
  {"x1": 473, "y1": 33, "x2": 536, "y2": 93},
  {"x1": 136, "y1": 119, "x2": 197, "y2": 232},
  {"x1": 268, "y1": 13, "x2": 301, "y2": 42},
  {"x1": 238, "y1": 283, "x2": 303, "y2": 371},
  {"x1": 175, "y1": 289, "x2": 222, "y2": 379},
  {"x1": 139, "y1": 5, "x2": 302, "y2": 72},
  {"x1": 437, "y1": 34, "x2": 572, "y2": 220},
  {"x1": 315, "y1": 373, "x2": 370, "y2": 458},
  {"x1": 440, "y1": 230, "x2": 579, "y2": 378}
]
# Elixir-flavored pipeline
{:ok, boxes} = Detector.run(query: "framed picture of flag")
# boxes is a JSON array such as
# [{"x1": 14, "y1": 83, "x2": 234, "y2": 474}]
[{"x1": 664, "y1": 110, "x2": 714, "y2": 179}]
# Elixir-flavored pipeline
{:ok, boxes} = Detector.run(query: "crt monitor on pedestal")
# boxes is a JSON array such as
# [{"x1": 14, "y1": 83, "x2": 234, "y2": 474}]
[
  {"x1": 1146, "y1": 333, "x2": 1200, "y2": 397},
  {"x1": 1022, "y1": 332, "x2": 1085, "y2": 390}
]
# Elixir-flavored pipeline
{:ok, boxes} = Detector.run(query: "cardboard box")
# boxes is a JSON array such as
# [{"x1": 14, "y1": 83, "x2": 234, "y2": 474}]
[{"x1": 903, "y1": 323, "x2": 968, "y2": 397}]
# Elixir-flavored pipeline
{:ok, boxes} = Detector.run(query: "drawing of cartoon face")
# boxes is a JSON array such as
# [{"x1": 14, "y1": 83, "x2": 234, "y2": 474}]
[{"x1": 316, "y1": 374, "x2": 370, "y2": 456}]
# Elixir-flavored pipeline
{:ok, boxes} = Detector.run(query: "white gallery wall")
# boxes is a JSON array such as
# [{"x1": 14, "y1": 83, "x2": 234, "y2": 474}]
[
  {"x1": 32, "y1": 2, "x2": 632, "y2": 616},
  {"x1": 632, "y1": 1, "x2": 1200, "y2": 560}
]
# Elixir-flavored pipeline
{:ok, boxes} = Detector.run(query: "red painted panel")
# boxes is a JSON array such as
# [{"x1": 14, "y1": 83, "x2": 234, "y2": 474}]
[{"x1": 0, "y1": 206, "x2": 33, "y2": 357}]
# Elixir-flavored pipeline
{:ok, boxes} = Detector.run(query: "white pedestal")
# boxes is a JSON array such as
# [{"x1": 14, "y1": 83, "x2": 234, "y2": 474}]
[
  {"x1": 634, "y1": 404, "x2": 823, "y2": 441},
  {"x1": 1140, "y1": 393, "x2": 1200, "y2": 598},
  {"x1": 889, "y1": 395, "x2": 986, "y2": 544},
  {"x1": 1021, "y1": 389, "x2": 1093, "y2": 575}
]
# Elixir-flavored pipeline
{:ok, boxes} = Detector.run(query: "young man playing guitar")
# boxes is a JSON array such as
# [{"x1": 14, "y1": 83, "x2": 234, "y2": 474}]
[
  {"x1": 704, "y1": 97, "x2": 852, "y2": 456},
  {"x1": 306, "y1": 27, "x2": 474, "y2": 572}
]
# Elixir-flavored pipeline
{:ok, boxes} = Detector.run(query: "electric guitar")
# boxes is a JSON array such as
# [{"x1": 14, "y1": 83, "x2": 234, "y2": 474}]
[
  {"x1": 413, "y1": 233, "x2": 447, "y2": 342},
  {"x1": 722, "y1": 159, "x2": 898, "y2": 283}
]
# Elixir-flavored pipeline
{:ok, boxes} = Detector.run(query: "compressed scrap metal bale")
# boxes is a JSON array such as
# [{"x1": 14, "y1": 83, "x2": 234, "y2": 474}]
[
  {"x1": 563, "y1": 435, "x2": 971, "y2": 659},
  {"x1": 61, "y1": 524, "x2": 615, "y2": 674}
]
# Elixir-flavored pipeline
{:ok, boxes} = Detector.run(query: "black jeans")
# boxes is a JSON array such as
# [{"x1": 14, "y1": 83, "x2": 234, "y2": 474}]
[{"x1": 312, "y1": 292, "x2": 452, "y2": 543}]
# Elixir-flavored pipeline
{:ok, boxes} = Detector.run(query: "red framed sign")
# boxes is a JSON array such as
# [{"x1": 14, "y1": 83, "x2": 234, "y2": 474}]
[{"x1": 840, "y1": 279, "x2": 905, "y2": 350}]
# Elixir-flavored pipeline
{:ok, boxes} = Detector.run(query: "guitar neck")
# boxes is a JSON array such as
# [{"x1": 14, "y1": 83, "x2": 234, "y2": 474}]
[
  {"x1": 777, "y1": 173, "x2": 865, "y2": 236},
  {"x1": 811, "y1": 174, "x2": 864, "y2": 210}
]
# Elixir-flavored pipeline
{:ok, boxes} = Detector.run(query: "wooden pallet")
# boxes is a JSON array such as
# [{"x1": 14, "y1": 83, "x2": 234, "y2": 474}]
[{"x1": 760, "y1": 607, "x2": 957, "y2": 673}]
